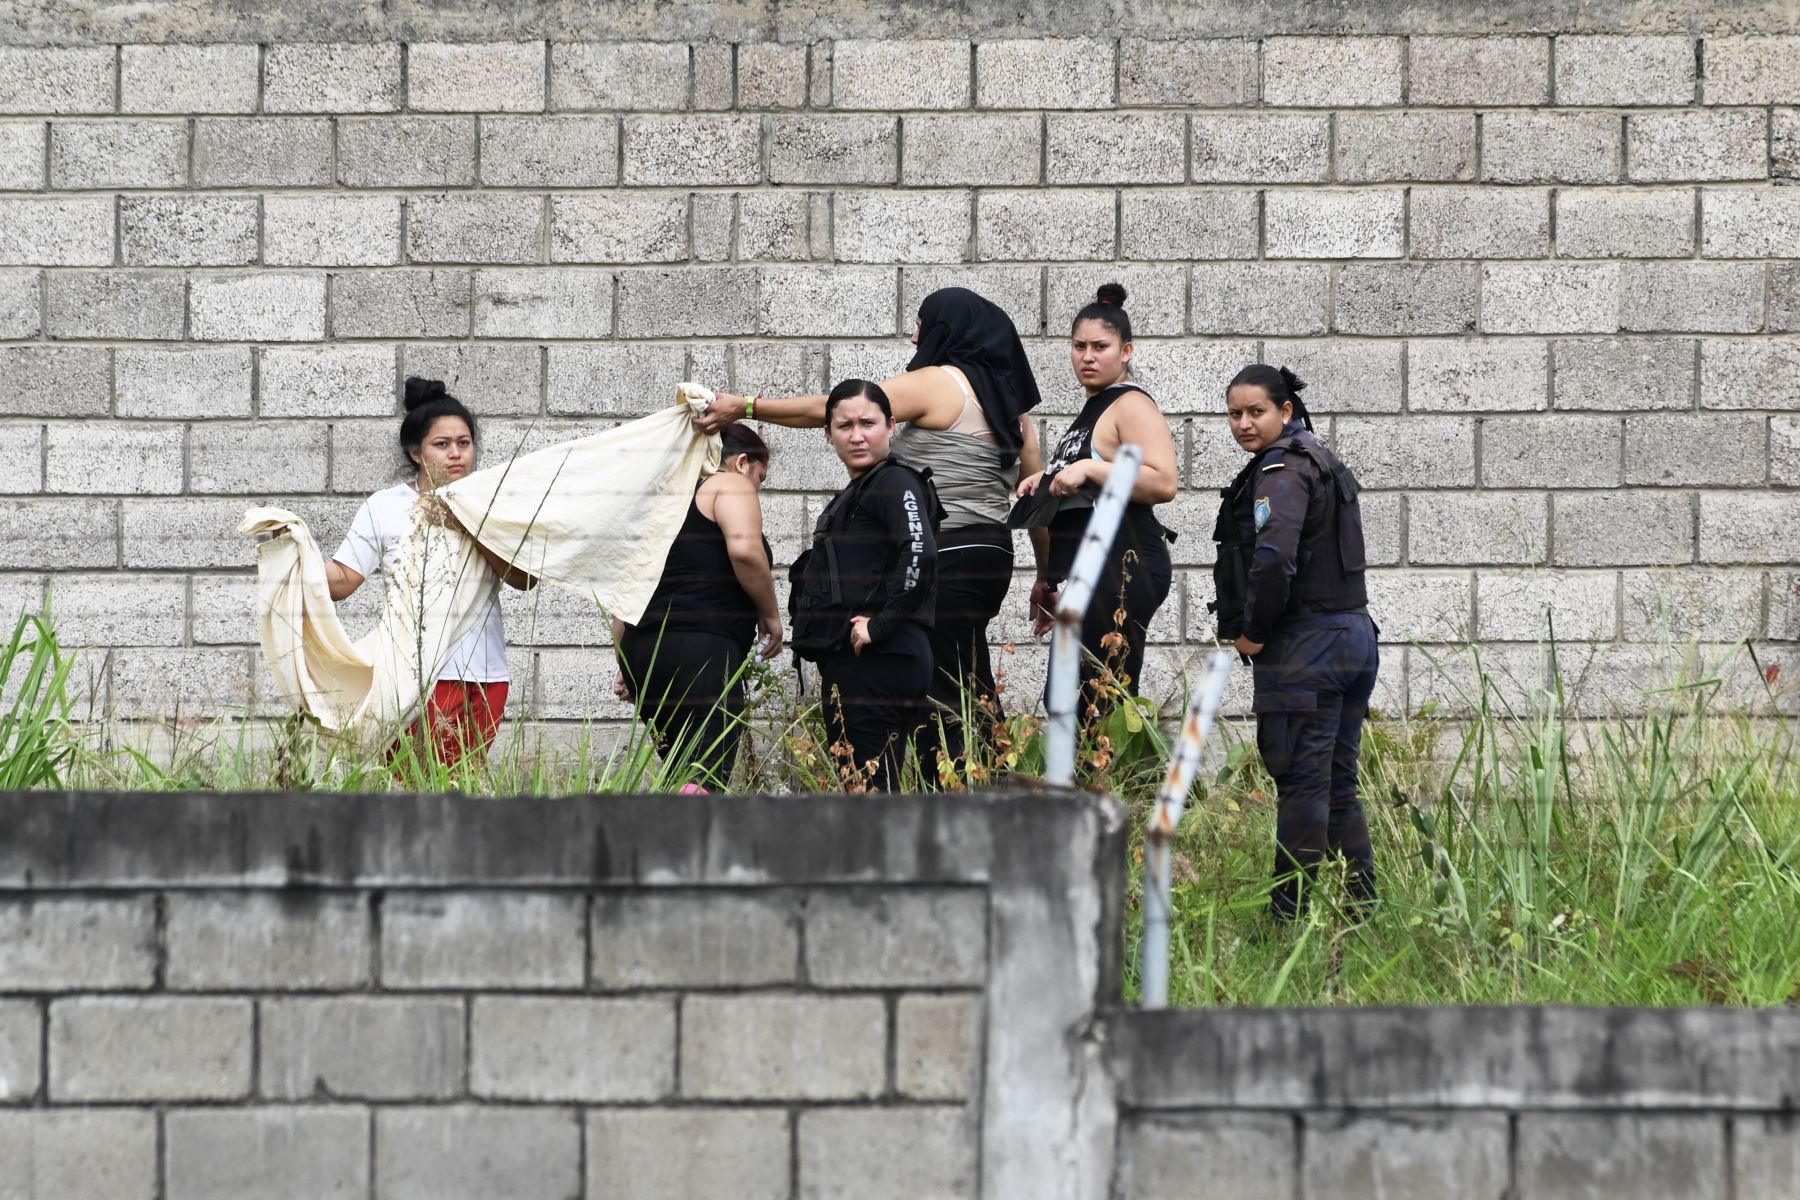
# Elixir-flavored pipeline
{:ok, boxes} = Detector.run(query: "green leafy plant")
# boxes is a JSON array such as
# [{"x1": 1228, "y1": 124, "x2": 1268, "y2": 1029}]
[{"x1": 0, "y1": 610, "x2": 79, "y2": 788}]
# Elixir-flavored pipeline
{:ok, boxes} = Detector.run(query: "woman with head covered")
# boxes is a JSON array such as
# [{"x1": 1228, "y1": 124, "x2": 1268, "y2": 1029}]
[{"x1": 696, "y1": 287, "x2": 1043, "y2": 772}]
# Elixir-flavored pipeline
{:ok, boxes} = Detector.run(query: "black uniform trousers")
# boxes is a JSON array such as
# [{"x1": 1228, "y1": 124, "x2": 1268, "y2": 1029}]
[
  {"x1": 1251, "y1": 610, "x2": 1380, "y2": 919},
  {"x1": 817, "y1": 624, "x2": 933, "y2": 792},
  {"x1": 1079, "y1": 511, "x2": 1173, "y2": 703},
  {"x1": 618, "y1": 626, "x2": 747, "y2": 788},
  {"x1": 918, "y1": 523, "x2": 1013, "y2": 769}
]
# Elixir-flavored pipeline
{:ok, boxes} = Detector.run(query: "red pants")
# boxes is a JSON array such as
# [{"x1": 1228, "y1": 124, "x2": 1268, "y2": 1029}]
[{"x1": 399, "y1": 680, "x2": 508, "y2": 770}]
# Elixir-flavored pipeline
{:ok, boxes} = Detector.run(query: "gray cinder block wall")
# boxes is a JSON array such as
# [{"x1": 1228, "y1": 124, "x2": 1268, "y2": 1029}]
[
  {"x1": 0, "y1": 1, "x2": 1796, "y2": 734},
  {"x1": 4, "y1": 787, "x2": 1798, "y2": 1199},
  {"x1": 1115, "y1": 1006, "x2": 1800, "y2": 1200},
  {"x1": 0, "y1": 788, "x2": 1127, "y2": 1200}
]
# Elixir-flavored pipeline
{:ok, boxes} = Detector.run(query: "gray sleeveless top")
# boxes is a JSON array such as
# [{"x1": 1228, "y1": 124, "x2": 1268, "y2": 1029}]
[
  {"x1": 891, "y1": 423, "x2": 1012, "y2": 529},
  {"x1": 890, "y1": 366, "x2": 1013, "y2": 529}
]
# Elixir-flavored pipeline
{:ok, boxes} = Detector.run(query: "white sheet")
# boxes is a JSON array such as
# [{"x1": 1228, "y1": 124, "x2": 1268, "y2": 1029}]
[{"x1": 243, "y1": 386, "x2": 720, "y2": 742}]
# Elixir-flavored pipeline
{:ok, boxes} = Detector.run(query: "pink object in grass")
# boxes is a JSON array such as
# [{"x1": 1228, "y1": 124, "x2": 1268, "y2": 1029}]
[{"x1": 679, "y1": 783, "x2": 709, "y2": 794}]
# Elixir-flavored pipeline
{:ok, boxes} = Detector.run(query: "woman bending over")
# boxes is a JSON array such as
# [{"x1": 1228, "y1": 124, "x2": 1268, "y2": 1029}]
[{"x1": 613, "y1": 425, "x2": 783, "y2": 788}]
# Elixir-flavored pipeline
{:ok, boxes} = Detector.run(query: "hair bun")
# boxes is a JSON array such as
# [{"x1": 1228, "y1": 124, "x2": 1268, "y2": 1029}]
[
  {"x1": 1094, "y1": 282, "x2": 1128, "y2": 307},
  {"x1": 1278, "y1": 366, "x2": 1308, "y2": 395},
  {"x1": 403, "y1": 376, "x2": 448, "y2": 412}
]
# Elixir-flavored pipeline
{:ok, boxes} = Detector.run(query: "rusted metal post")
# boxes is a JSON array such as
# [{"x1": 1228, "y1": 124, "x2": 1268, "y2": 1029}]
[
  {"x1": 1142, "y1": 648, "x2": 1234, "y2": 1008},
  {"x1": 1044, "y1": 444, "x2": 1143, "y2": 787}
]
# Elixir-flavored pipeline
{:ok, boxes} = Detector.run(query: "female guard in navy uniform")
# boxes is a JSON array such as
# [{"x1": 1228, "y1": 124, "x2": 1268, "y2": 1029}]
[{"x1": 1213, "y1": 364, "x2": 1379, "y2": 921}]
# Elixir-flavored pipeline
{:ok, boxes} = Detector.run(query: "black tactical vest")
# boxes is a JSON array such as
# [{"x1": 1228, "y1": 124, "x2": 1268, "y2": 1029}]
[
  {"x1": 1210, "y1": 428, "x2": 1367, "y2": 641},
  {"x1": 787, "y1": 457, "x2": 943, "y2": 661}
]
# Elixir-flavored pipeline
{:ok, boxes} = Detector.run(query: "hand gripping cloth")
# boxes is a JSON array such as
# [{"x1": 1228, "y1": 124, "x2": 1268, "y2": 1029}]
[{"x1": 243, "y1": 386, "x2": 720, "y2": 742}]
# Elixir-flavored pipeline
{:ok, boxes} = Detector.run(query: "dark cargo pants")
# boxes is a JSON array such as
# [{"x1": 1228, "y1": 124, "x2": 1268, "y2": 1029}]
[{"x1": 1251, "y1": 611, "x2": 1381, "y2": 920}]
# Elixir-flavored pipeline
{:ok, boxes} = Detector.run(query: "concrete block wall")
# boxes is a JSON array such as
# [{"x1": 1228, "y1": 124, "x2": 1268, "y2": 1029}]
[
  {"x1": 0, "y1": 4, "x2": 1796, "y2": 731},
  {"x1": 1112, "y1": 1006, "x2": 1800, "y2": 1199},
  {"x1": 7, "y1": 786, "x2": 1799, "y2": 1199},
  {"x1": 10, "y1": 892, "x2": 983, "y2": 1198},
  {"x1": 0, "y1": 788, "x2": 1127, "y2": 1200}
]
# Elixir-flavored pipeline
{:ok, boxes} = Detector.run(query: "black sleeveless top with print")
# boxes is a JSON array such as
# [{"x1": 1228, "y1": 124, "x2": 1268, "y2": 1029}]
[{"x1": 1007, "y1": 383, "x2": 1172, "y2": 581}]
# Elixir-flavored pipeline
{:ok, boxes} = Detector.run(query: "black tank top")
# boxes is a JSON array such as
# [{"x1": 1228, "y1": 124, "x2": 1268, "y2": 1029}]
[
  {"x1": 636, "y1": 493, "x2": 771, "y2": 652},
  {"x1": 1010, "y1": 383, "x2": 1170, "y2": 580}
]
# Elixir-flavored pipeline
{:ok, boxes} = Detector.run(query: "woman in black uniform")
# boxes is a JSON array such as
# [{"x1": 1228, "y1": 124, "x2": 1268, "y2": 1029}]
[
  {"x1": 1213, "y1": 364, "x2": 1379, "y2": 921},
  {"x1": 613, "y1": 425, "x2": 782, "y2": 788},
  {"x1": 1013, "y1": 284, "x2": 1179, "y2": 702},
  {"x1": 695, "y1": 287, "x2": 1041, "y2": 770},
  {"x1": 788, "y1": 379, "x2": 939, "y2": 792}
]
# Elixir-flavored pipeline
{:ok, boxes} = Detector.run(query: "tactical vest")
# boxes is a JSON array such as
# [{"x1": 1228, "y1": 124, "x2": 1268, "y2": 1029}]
[
  {"x1": 787, "y1": 457, "x2": 944, "y2": 662},
  {"x1": 1210, "y1": 428, "x2": 1367, "y2": 641}
]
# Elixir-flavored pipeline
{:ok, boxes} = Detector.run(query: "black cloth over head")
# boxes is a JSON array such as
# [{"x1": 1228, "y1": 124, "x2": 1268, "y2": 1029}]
[
  {"x1": 1228, "y1": 363, "x2": 1312, "y2": 430},
  {"x1": 906, "y1": 287, "x2": 1042, "y2": 468}
]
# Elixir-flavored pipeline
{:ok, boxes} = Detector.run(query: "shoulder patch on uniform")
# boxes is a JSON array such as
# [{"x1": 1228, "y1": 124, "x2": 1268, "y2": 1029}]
[
  {"x1": 1261, "y1": 461, "x2": 1285, "y2": 471},
  {"x1": 1253, "y1": 496, "x2": 1272, "y2": 531}
]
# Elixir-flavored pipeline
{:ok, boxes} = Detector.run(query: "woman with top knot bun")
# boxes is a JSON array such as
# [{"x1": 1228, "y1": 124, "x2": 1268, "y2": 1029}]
[
  {"x1": 1214, "y1": 362, "x2": 1379, "y2": 923},
  {"x1": 1011, "y1": 283, "x2": 1180, "y2": 707},
  {"x1": 323, "y1": 376, "x2": 536, "y2": 769}
]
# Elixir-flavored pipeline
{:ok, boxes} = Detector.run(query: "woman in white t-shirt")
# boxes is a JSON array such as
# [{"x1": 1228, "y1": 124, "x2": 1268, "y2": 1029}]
[{"x1": 325, "y1": 377, "x2": 535, "y2": 766}]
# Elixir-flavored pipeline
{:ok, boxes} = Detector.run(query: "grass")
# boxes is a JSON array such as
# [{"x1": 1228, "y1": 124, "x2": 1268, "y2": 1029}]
[
  {"x1": 1123, "y1": 644, "x2": 1800, "y2": 1007},
  {"x1": 5, "y1": 606, "x2": 1797, "y2": 1008}
]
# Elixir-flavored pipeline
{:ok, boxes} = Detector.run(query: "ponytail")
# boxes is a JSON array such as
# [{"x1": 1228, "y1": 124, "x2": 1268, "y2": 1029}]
[{"x1": 1226, "y1": 363, "x2": 1312, "y2": 431}]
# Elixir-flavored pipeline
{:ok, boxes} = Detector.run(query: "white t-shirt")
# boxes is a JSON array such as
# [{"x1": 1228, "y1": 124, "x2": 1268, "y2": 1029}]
[{"x1": 332, "y1": 482, "x2": 508, "y2": 683}]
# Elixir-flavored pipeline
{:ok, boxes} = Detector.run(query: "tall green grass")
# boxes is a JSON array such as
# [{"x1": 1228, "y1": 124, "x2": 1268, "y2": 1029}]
[
  {"x1": 1124, "y1": 642, "x2": 1800, "y2": 1007},
  {"x1": 5, "y1": 604, "x2": 1795, "y2": 1006},
  {"x1": 0, "y1": 610, "x2": 79, "y2": 788}
]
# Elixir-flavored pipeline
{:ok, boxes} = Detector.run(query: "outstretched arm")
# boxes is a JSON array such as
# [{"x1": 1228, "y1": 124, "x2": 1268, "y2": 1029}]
[
  {"x1": 324, "y1": 561, "x2": 364, "y2": 602},
  {"x1": 446, "y1": 511, "x2": 538, "y2": 590},
  {"x1": 694, "y1": 390, "x2": 827, "y2": 431},
  {"x1": 479, "y1": 544, "x2": 539, "y2": 591},
  {"x1": 695, "y1": 368, "x2": 964, "y2": 433}
]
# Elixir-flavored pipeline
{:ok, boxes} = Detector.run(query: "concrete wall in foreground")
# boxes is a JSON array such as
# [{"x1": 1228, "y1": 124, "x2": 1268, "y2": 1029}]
[
  {"x1": 0, "y1": 788, "x2": 1127, "y2": 1200},
  {"x1": 0, "y1": 1, "x2": 1796, "y2": 734},
  {"x1": 5, "y1": 787, "x2": 1799, "y2": 1199},
  {"x1": 1111, "y1": 1006, "x2": 1800, "y2": 1199}
]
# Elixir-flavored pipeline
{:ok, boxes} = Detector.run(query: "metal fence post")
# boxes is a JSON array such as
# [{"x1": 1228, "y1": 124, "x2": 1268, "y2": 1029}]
[
  {"x1": 1044, "y1": 444, "x2": 1143, "y2": 787},
  {"x1": 1141, "y1": 649, "x2": 1235, "y2": 1008}
]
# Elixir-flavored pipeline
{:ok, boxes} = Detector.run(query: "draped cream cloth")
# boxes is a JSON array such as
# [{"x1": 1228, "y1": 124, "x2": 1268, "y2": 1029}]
[{"x1": 242, "y1": 387, "x2": 721, "y2": 741}]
